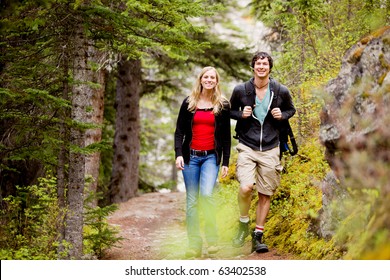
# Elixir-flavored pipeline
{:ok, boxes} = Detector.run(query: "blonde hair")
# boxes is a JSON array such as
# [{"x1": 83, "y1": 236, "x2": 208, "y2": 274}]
[{"x1": 187, "y1": 66, "x2": 228, "y2": 115}]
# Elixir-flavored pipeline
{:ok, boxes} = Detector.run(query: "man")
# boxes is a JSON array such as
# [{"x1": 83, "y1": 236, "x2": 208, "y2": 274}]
[{"x1": 229, "y1": 51, "x2": 296, "y2": 253}]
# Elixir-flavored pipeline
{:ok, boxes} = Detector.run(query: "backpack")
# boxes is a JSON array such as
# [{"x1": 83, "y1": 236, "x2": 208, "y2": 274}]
[
  {"x1": 244, "y1": 80, "x2": 298, "y2": 159},
  {"x1": 278, "y1": 118, "x2": 298, "y2": 159}
]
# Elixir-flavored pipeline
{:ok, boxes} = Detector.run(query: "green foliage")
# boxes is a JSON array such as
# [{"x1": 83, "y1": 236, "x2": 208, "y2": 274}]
[
  {"x1": 266, "y1": 139, "x2": 340, "y2": 259},
  {"x1": 0, "y1": 176, "x2": 61, "y2": 260},
  {"x1": 83, "y1": 192, "x2": 124, "y2": 259},
  {"x1": 1, "y1": 1, "x2": 73, "y2": 179},
  {"x1": 83, "y1": 0, "x2": 217, "y2": 59},
  {"x1": 250, "y1": 0, "x2": 388, "y2": 86},
  {"x1": 326, "y1": 189, "x2": 390, "y2": 260},
  {"x1": 215, "y1": 179, "x2": 240, "y2": 243},
  {"x1": 0, "y1": 176, "x2": 124, "y2": 260}
]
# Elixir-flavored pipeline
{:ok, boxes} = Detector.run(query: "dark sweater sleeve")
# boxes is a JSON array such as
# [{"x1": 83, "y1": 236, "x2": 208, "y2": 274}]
[
  {"x1": 279, "y1": 85, "x2": 296, "y2": 120},
  {"x1": 229, "y1": 84, "x2": 244, "y2": 121},
  {"x1": 174, "y1": 98, "x2": 189, "y2": 158},
  {"x1": 221, "y1": 101, "x2": 231, "y2": 167}
]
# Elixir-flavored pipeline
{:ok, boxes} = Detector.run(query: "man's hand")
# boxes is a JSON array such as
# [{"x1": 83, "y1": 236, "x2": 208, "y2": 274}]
[
  {"x1": 271, "y1": 107, "x2": 282, "y2": 120},
  {"x1": 242, "y1": 106, "x2": 253, "y2": 118}
]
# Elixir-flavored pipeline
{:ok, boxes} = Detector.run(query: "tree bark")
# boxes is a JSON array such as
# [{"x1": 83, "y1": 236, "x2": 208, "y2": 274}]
[
  {"x1": 84, "y1": 46, "x2": 105, "y2": 207},
  {"x1": 57, "y1": 46, "x2": 70, "y2": 248},
  {"x1": 110, "y1": 57, "x2": 141, "y2": 203},
  {"x1": 61, "y1": 25, "x2": 105, "y2": 258},
  {"x1": 64, "y1": 24, "x2": 89, "y2": 259}
]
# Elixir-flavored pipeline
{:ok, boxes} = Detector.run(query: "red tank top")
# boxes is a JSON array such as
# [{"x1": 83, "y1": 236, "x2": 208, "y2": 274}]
[{"x1": 191, "y1": 108, "x2": 215, "y2": 150}]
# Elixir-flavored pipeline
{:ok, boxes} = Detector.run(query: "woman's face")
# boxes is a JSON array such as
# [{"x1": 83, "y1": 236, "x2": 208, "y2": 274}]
[{"x1": 201, "y1": 69, "x2": 218, "y2": 90}]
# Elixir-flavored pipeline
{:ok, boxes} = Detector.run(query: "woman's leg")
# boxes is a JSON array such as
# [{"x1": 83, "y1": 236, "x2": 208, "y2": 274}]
[
  {"x1": 182, "y1": 156, "x2": 202, "y2": 252},
  {"x1": 199, "y1": 154, "x2": 219, "y2": 246}
]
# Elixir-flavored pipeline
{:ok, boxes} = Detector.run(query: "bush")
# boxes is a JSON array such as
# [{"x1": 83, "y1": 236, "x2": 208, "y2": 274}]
[
  {"x1": 0, "y1": 177, "x2": 124, "y2": 260},
  {"x1": 83, "y1": 193, "x2": 124, "y2": 259},
  {"x1": 265, "y1": 139, "x2": 341, "y2": 259},
  {"x1": 0, "y1": 176, "x2": 61, "y2": 259}
]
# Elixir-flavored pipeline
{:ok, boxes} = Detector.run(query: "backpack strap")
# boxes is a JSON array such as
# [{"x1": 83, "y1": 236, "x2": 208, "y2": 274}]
[
  {"x1": 270, "y1": 78, "x2": 280, "y2": 109},
  {"x1": 285, "y1": 120, "x2": 298, "y2": 156},
  {"x1": 270, "y1": 78, "x2": 299, "y2": 158},
  {"x1": 244, "y1": 80, "x2": 253, "y2": 95}
]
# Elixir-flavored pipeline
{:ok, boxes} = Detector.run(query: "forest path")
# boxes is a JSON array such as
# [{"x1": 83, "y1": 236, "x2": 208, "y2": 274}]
[{"x1": 104, "y1": 191, "x2": 292, "y2": 260}]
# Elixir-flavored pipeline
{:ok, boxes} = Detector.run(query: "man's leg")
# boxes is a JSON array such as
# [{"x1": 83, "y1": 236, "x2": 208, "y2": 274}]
[
  {"x1": 256, "y1": 192, "x2": 270, "y2": 226},
  {"x1": 252, "y1": 147, "x2": 281, "y2": 253},
  {"x1": 252, "y1": 191, "x2": 271, "y2": 253}
]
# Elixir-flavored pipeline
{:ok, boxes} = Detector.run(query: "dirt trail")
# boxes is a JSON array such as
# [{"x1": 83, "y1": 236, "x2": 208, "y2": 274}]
[{"x1": 104, "y1": 191, "x2": 291, "y2": 260}]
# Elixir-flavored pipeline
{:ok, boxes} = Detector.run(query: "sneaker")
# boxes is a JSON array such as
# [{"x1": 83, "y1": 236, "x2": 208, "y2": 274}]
[
  {"x1": 185, "y1": 248, "x2": 201, "y2": 258},
  {"x1": 251, "y1": 231, "x2": 269, "y2": 253},
  {"x1": 232, "y1": 221, "x2": 249, "y2": 247}
]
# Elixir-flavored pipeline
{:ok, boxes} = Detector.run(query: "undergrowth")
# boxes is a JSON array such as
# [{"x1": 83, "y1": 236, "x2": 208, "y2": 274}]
[
  {"x1": 0, "y1": 176, "x2": 122, "y2": 260},
  {"x1": 0, "y1": 176, "x2": 61, "y2": 259},
  {"x1": 266, "y1": 139, "x2": 341, "y2": 259}
]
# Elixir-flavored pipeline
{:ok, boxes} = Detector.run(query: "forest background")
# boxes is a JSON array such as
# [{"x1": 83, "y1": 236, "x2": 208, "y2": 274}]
[{"x1": 0, "y1": 0, "x2": 389, "y2": 260}]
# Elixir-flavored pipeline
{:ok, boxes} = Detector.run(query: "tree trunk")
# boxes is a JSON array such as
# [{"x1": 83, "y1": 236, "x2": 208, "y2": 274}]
[
  {"x1": 110, "y1": 57, "x2": 141, "y2": 203},
  {"x1": 297, "y1": 21, "x2": 307, "y2": 141},
  {"x1": 62, "y1": 25, "x2": 104, "y2": 258},
  {"x1": 64, "y1": 24, "x2": 89, "y2": 259},
  {"x1": 84, "y1": 46, "x2": 105, "y2": 207},
  {"x1": 57, "y1": 47, "x2": 70, "y2": 248}
]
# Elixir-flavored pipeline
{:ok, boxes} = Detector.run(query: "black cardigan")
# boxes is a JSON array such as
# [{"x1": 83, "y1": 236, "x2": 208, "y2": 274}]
[{"x1": 174, "y1": 96, "x2": 231, "y2": 166}]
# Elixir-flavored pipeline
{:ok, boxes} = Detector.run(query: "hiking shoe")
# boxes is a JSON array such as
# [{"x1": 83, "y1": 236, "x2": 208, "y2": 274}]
[
  {"x1": 251, "y1": 231, "x2": 269, "y2": 253},
  {"x1": 185, "y1": 248, "x2": 201, "y2": 258},
  {"x1": 232, "y1": 221, "x2": 249, "y2": 247}
]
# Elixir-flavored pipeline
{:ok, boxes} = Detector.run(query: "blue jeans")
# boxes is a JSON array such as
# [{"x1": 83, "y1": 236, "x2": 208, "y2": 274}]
[{"x1": 182, "y1": 153, "x2": 220, "y2": 250}]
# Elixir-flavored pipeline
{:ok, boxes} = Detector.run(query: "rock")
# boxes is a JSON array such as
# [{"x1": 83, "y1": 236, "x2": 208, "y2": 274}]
[{"x1": 317, "y1": 26, "x2": 390, "y2": 239}]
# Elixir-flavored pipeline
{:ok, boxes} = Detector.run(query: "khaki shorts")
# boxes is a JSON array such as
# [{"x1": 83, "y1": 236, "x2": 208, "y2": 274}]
[{"x1": 236, "y1": 143, "x2": 283, "y2": 196}]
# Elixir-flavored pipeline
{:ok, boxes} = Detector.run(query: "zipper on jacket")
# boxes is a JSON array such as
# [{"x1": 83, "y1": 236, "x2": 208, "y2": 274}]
[{"x1": 259, "y1": 125, "x2": 263, "y2": 151}]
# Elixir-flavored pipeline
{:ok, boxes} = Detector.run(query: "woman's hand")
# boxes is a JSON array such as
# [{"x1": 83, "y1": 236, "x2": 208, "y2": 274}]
[
  {"x1": 175, "y1": 156, "x2": 184, "y2": 170},
  {"x1": 220, "y1": 166, "x2": 229, "y2": 178}
]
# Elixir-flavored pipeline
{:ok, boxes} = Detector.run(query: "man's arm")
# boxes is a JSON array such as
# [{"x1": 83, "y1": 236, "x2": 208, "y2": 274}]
[{"x1": 280, "y1": 85, "x2": 296, "y2": 120}]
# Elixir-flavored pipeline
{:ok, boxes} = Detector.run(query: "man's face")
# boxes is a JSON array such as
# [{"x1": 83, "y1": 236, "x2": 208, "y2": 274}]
[{"x1": 253, "y1": 57, "x2": 270, "y2": 79}]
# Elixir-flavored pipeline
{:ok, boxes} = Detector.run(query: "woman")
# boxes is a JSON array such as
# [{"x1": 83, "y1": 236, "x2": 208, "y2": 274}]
[{"x1": 174, "y1": 66, "x2": 231, "y2": 258}]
